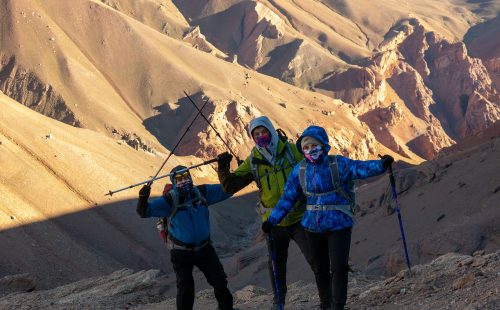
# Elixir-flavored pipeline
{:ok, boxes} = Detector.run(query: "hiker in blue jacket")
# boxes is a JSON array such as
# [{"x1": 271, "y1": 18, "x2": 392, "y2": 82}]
[
  {"x1": 136, "y1": 165, "x2": 234, "y2": 310},
  {"x1": 262, "y1": 125, "x2": 394, "y2": 310}
]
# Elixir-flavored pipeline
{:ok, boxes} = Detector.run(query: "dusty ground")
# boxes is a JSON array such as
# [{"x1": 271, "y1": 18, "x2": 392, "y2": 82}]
[{"x1": 0, "y1": 251, "x2": 498, "y2": 309}]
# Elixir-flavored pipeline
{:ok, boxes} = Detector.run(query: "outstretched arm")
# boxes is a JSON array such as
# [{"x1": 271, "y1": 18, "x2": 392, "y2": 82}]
[
  {"x1": 337, "y1": 156, "x2": 385, "y2": 182},
  {"x1": 198, "y1": 184, "x2": 233, "y2": 206},
  {"x1": 267, "y1": 164, "x2": 303, "y2": 225}
]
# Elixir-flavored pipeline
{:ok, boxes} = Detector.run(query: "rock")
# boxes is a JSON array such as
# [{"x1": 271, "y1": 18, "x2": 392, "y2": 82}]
[
  {"x1": 459, "y1": 257, "x2": 474, "y2": 267},
  {"x1": 473, "y1": 250, "x2": 485, "y2": 257},
  {"x1": 471, "y1": 257, "x2": 487, "y2": 268},
  {"x1": 0, "y1": 274, "x2": 35, "y2": 296},
  {"x1": 387, "y1": 286, "x2": 400, "y2": 296},
  {"x1": 0, "y1": 55, "x2": 81, "y2": 127},
  {"x1": 183, "y1": 26, "x2": 227, "y2": 59},
  {"x1": 452, "y1": 273, "x2": 475, "y2": 290},
  {"x1": 234, "y1": 285, "x2": 266, "y2": 302}
]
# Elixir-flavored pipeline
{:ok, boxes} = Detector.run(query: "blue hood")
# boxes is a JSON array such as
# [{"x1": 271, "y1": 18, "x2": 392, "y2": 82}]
[{"x1": 296, "y1": 125, "x2": 331, "y2": 155}]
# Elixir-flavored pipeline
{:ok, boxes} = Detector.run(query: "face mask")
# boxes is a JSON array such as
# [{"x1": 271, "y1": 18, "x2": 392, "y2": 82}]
[
  {"x1": 255, "y1": 133, "x2": 271, "y2": 148},
  {"x1": 174, "y1": 172, "x2": 193, "y2": 193},
  {"x1": 176, "y1": 179, "x2": 192, "y2": 189},
  {"x1": 304, "y1": 145, "x2": 323, "y2": 162}
]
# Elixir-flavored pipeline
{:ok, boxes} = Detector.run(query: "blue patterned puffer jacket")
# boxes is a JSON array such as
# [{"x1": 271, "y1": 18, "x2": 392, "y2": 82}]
[{"x1": 267, "y1": 125, "x2": 386, "y2": 233}]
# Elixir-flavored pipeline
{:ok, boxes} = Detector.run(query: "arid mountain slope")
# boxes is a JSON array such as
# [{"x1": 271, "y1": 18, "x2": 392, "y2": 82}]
[
  {"x1": 351, "y1": 131, "x2": 500, "y2": 275},
  {"x1": 2, "y1": 0, "x2": 499, "y2": 164},
  {"x1": 465, "y1": 15, "x2": 500, "y2": 90},
  {"x1": 151, "y1": 1, "x2": 500, "y2": 160},
  {"x1": 1, "y1": 0, "x2": 500, "y2": 297},
  {"x1": 1, "y1": 0, "x2": 395, "y2": 163},
  {"x1": 318, "y1": 18, "x2": 500, "y2": 159},
  {"x1": 0, "y1": 92, "x2": 260, "y2": 289},
  {"x1": 0, "y1": 92, "x2": 170, "y2": 287}
]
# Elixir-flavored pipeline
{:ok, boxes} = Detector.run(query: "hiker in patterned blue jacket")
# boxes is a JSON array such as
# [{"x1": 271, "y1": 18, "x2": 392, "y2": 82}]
[
  {"x1": 136, "y1": 165, "x2": 234, "y2": 310},
  {"x1": 262, "y1": 125, "x2": 394, "y2": 310}
]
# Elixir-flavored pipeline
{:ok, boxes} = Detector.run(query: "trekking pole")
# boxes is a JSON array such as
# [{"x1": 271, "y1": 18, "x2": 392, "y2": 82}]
[
  {"x1": 183, "y1": 91, "x2": 243, "y2": 165},
  {"x1": 379, "y1": 155, "x2": 412, "y2": 273},
  {"x1": 265, "y1": 233, "x2": 283, "y2": 310},
  {"x1": 146, "y1": 96, "x2": 211, "y2": 186},
  {"x1": 105, "y1": 158, "x2": 218, "y2": 196},
  {"x1": 105, "y1": 95, "x2": 209, "y2": 196}
]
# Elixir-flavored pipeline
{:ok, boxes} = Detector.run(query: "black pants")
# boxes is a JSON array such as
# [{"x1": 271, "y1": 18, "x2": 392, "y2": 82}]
[
  {"x1": 306, "y1": 228, "x2": 351, "y2": 310},
  {"x1": 266, "y1": 222, "x2": 312, "y2": 305},
  {"x1": 170, "y1": 244, "x2": 233, "y2": 310}
]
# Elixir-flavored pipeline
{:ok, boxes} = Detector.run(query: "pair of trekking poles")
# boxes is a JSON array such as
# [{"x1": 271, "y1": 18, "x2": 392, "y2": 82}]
[
  {"x1": 106, "y1": 93, "x2": 411, "y2": 309},
  {"x1": 106, "y1": 91, "x2": 241, "y2": 197}
]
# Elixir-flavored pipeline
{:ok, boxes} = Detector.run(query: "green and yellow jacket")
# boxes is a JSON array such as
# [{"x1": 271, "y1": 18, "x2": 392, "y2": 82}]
[{"x1": 218, "y1": 139, "x2": 305, "y2": 227}]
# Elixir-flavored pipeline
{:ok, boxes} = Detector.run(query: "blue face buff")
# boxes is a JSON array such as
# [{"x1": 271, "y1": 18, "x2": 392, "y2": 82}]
[
  {"x1": 304, "y1": 145, "x2": 323, "y2": 162},
  {"x1": 255, "y1": 133, "x2": 271, "y2": 148}
]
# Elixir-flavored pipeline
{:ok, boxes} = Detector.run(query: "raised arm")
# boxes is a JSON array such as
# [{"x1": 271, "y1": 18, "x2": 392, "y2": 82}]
[
  {"x1": 217, "y1": 155, "x2": 254, "y2": 194},
  {"x1": 267, "y1": 164, "x2": 303, "y2": 225},
  {"x1": 136, "y1": 185, "x2": 172, "y2": 218}
]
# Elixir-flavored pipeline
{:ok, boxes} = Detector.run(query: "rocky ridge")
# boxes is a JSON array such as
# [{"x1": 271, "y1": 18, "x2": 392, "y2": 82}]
[
  {"x1": 0, "y1": 55, "x2": 81, "y2": 127},
  {"x1": 317, "y1": 18, "x2": 500, "y2": 160},
  {"x1": 0, "y1": 251, "x2": 498, "y2": 309}
]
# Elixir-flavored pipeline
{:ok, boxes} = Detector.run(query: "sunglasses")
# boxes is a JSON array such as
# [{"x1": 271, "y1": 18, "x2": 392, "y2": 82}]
[{"x1": 173, "y1": 171, "x2": 190, "y2": 181}]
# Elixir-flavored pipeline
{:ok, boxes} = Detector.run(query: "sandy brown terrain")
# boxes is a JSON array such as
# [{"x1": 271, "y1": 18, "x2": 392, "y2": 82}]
[{"x1": 0, "y1": 0, "x2": 499, "y2": 308}]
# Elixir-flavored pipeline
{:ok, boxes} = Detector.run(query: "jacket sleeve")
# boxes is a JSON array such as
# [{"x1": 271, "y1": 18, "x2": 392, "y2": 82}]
[
  {"x1": 267, "y1": 164, "x2": 302, "y2": 225},
  {"x1": 217, "y1": 156, "x2": 254, "y2": 194},
  {"x1": 338, "y1": 156, "x2": 385, "y2": 182},
  {"x1": 198, "y1": 184, "x2": 233, "y2": 206},
  {"x1": 144, "y1": 196, "x2": 172, "y2": 218}
]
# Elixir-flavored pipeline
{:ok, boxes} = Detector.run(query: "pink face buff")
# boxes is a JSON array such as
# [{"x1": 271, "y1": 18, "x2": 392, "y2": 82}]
[{"x1": 255, "y1": 133, "x2": 271, "y2": 148}]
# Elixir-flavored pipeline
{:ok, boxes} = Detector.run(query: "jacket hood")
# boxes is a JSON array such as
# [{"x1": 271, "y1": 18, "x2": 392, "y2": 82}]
[
  {"x1": 248, "y1": 116, "x2": 279, "y2": 164},
  {"x1": 296, "y1": 125, "x2": 331, "y2": 154}
]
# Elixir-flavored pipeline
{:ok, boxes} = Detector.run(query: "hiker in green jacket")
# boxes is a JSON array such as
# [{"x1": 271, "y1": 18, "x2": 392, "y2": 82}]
[{"x1": 217, "y1": 116, "x2": 312, "y2": 309}]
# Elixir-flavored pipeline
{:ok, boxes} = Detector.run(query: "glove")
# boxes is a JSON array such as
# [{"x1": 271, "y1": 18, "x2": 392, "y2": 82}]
[
  {"x1": 139, "y1": 185, "x2": 151, "y2": 199},
  {"x1": 380, "y1": 154, "x2": 394, "y2": 169},
  {"x1": 136, "y1": 185, "x2": 151, "y2": 218},
  {"x1": 217, "y1": 152, "x2": 233, "y2": 169},
  {"x1": 261, "y1": 221, "x2": 273, "y2": 234}
]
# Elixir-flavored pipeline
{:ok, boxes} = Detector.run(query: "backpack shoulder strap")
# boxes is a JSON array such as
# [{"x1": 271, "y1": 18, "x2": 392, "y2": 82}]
[
  {"x1": 328, "y1": 155, "x2": 342, "y2": 189},
  {"x1": 329, "y1": 155, "x2": 353, "y2": 204},
  {"x1": 284, "y1": 142, "x2": 297, "y2": 166},
  {"x1": 165, "y1": 189, "x2": 180, "y2": 234},
  {"x1": 249, "y1": 147, "x2": 262, "y2": 188},
  {"x1": 192, "y1": 186, "x2": 207, "y2": 207},
  {"x1": 298, "y1": 159, "x2": 308, "y2": 195}
]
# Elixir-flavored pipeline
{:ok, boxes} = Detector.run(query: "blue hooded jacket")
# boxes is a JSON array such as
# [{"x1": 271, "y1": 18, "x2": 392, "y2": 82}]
[
  {"x1": 267, "y1": 125, "x2": 386, "y2": 233},
  {"x1": 145, "y1": 184, "x2": 231, "y2": 246}
]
